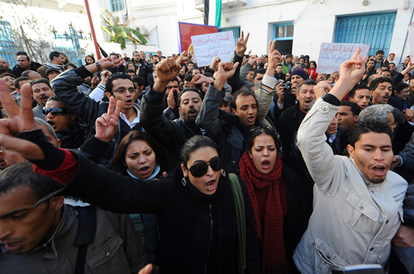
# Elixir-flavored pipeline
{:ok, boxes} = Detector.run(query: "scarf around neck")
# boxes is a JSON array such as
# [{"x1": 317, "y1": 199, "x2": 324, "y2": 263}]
[{"x1": 239, "y1": 151, "x2": 287, "y2": 273}]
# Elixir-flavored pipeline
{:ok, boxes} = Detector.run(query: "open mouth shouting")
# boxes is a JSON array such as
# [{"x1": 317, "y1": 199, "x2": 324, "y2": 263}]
[
  {"x1": 138, "y1": 166, "x2": 150, "y2": 176},
  {"x1": 303, "y1": 98, "x2": 312, "y2": 108},
  {"x1": 46, "y1": 120, "x2": 56, "y2": 129},
  {"x1": 2, "y1": 240, "x2": 24, "y2": 252},
  {"x1": 371, "y1": 164, "x2": 387, "y2": 176},
  {"x1": 205, "y1": 179, "x2": 216, "y2": 192},
  {"x1": 261, "y1": 160, "x2": 271, "y2": 170},
  {"x1": 247, "y1": 115, "x2": 255, "y2": 124},
  {"x1": 382, "y1": 95, "x2": 390, "y2": 102},
  {"x1": 40, "y1": 95, "x2": 49, "y2": 104},
  {"x1": 125, "y1": 98, "x2": 133, "y2": 106},
  {"x1": 188, "y1": 108, "x2": 198, "y2": 118}
]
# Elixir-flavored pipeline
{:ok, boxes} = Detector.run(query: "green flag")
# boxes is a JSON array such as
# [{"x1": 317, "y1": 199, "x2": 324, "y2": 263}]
[{"x1": 215, "y1": 0, "x2": 222, "y2": 28}]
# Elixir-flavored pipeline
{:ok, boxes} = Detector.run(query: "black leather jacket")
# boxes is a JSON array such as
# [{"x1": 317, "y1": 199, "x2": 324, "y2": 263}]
[{"x1": 51, "y1": 67, "x2": 140, "y2": 166}]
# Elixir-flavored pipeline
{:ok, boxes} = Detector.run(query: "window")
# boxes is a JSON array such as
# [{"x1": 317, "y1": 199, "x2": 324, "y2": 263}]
[
  {"x1": 110, "y1": 0, "x2": 124, "y2": 12},
  {"x1": 334, "y1": 13, "x2": 396, "y2": 56},
  {"x1": 273, "y1": 23, "x2": 294, "y2": 41},
  {"x1": 0, "y1": 21, "x2": 18, "y2": 67},
  {"x1": 272, "y1": 23, "x2": 294, "y2": 55}
]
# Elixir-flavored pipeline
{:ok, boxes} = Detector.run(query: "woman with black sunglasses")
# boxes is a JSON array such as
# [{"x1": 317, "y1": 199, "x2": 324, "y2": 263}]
[
  {"x1": 239, "y1": 126, "x2": 307, "y2": 274},
  {"x1": 3, "y1": 92, "x2": 261, "y2": 273}
]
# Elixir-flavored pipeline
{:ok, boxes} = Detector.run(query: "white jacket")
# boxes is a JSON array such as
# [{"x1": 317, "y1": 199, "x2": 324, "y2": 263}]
[{"x1": 293, "y1": 97, "x2": 408, "y2": 274}]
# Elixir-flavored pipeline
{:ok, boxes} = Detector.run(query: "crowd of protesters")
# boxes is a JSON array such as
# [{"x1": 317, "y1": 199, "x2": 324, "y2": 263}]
[{"x1": 0, "y1": 31, "x2": 414, "y2": 274}]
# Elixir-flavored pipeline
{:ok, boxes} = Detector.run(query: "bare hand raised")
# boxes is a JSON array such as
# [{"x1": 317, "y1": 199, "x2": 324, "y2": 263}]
[
  {"x1": 95, "y1": 96, "x2": 121, "y2": 143},
  {"x1": 214, "y1": 62, "x2": 239, "y2": 91},
  {"x1": 0, "y1": 80, "x2": 44, "y2": 159},
  {"x1": 236, "y1": 31, "x2": 250, "y2": 56},
  {"x1": 192, "y1": 74, "x2": 214, "y2": 85},
  {"x1": 177, "y1": 51, "x2": 192, "y2": 64},
  {"x1": 154, "y1": 58, "x2": 181, "y2": 92},
  {"x1": 210, "y1": 57, "x2": 221, "y2": 71},
  {"x1": 314, "y1": 81, "x2": 332, "y2": 99},
  {"x1": 329, "y1": 47, "x2": 368, "y2": 100},
  {"x1": 266, "y1": 40, "x2": 282, "y2": 75}
]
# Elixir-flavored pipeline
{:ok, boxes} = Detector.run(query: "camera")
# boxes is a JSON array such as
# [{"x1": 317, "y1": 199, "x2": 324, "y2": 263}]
[{"x1": 281, "y1": 81, "x2": 291, "y2": 92}]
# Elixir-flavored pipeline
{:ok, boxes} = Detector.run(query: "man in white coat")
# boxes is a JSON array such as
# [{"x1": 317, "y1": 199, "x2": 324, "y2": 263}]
[{"x1": 293, "y1": 48, "x2": 408, "y2": 273}]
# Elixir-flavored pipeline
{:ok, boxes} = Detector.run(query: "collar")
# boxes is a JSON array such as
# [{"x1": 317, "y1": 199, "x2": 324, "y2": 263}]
[
  {"x1": 127, "y1": 165, "x2": 161, "y2": 181},
  {"x1": 1, "y1": 205, "x2": 75, "y2": 259},
  {"x1": 119, "y1": 105, "x2": 140, "y2": 127}
]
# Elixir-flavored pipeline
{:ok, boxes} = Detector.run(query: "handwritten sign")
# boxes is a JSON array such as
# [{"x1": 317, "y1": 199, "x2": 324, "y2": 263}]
[
  {"x1": 409, "y1": 23, "x2": 414, "y2": 63},
  {"x1": 191, "y1": 31, "x2": 235, "y2": 67},
  {"x1": 317, "y1": 43, "x2": 370, "y2": 74}
]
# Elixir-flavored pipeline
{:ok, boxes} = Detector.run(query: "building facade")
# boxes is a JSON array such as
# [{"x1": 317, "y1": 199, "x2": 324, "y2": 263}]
[{"x1": 98, "y1": 0, "x2": 413, "y2": 64}]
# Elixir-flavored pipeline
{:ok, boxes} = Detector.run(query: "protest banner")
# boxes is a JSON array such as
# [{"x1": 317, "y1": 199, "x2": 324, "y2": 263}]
[
  {"x1": 317, "y1": 43, "x2": 370, "y2": 74},
  {"x1": 409, "y1": 23, "x2": 414, "y2": 62},
  {"x1": 191, "y1": 31, "x2": 235, "y2": 67},
  {"x1": 177, "y1": 22, "x2": 218, "y2": 54}
]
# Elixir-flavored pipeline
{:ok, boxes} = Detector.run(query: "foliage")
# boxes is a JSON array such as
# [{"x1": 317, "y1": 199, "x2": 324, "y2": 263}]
[{"x1": 100, "y1": 9, "x2": 147, "y2": 50}]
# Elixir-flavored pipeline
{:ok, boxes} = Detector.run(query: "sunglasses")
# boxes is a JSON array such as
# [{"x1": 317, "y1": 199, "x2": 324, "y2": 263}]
[
  {"x1": 43, "y1": 107, "x2": 69, "y2": 116},
  {"x1": 188, "y1": 156, "x2": 221, "y2": 178}
]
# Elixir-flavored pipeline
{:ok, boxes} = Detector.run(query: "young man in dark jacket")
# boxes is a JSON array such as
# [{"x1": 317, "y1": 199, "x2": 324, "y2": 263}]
[{"x1": 51, "y1": 57, "x2": 140, "y2": 165}]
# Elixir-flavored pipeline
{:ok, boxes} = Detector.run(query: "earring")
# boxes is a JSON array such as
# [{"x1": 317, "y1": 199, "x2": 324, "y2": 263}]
[
  {"x1": 181, "y1": 177, "x2": 187, "y2": 186},
  {"x1": 221, "y1": 169, "x2": 226, "y2": 177}
]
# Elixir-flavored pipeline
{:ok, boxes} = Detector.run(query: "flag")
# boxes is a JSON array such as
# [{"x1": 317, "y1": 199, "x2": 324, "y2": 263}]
[{"x1": 215, "y1": 0, "x2": 222, "y2": 28}]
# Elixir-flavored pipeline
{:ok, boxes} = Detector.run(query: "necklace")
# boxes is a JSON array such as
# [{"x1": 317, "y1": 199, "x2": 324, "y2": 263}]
[{"x1": 126, "y1": 109, "x2": 136, "y2": 120}]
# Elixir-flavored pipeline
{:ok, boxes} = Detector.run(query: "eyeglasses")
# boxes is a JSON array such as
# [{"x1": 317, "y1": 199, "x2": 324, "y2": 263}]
[
  {"x1": 113, "y1": 87, "x2": 137, "y2": 93},
  {"x1": 188, "y1": 156, "x2": 221, "y2": 178},
  {"x1": 43, "y1": 107, "x2": 69, "y2": 116}
]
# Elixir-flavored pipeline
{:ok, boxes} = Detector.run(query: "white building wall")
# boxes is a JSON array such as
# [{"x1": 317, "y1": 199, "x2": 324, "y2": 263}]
[
  {"x1": 92, "y1": 0, "x2": 413, "y2": 63},
  {"x1": 290, "y1": 0, "x2": 412, "y2": 63}
]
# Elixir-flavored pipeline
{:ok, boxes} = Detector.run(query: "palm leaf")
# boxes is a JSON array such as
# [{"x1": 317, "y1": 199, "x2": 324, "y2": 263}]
[
  {"x1": 101, "y1": 25, "x2": 112, "y2": 36},
  {"x1": 119, "y1": 38, "x2": 126, "y2": 50},
  {"x1": 101, "y1": 13, "x2": 113, "y2": 27},
  {"x1": 128, "y1": 28, "x2": 148, "y2": 44}
]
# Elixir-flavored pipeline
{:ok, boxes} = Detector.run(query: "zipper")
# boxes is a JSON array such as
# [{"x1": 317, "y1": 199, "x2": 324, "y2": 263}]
[{"x1": 205, "y1": 203, "x2": 213, "y2": 274}]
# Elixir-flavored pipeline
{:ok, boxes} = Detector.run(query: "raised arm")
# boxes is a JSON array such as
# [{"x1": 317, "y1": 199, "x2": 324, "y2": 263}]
[
  {"x1": 255, "y1": 40, "x2": 281, "y2": 121},
  {"x1": 0, "y1": 80, "x2": 168, "y2": 214},
  {"x1": 51, "y1": 57, "x2": 123, "y2": 125},
  {"x1": 140, "y1": 57, "x2": 182, "y2": 149},
  {"x1": 240, "y1": 56, "x2": 255, "y2": 83},
  {"x1": 297, "y1": 48, "x2": 367, "y2": 194},
  {"x1": 196, "y1": 62, "x2": 239, "y2": 142},
  {"x1": 227, "y1": 31, "x2": 249, "y2": 92}
]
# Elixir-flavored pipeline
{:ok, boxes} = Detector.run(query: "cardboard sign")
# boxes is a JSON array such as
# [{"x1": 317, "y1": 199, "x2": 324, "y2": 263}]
[
  {"x1": 317, "y1": 43, "x2": 370, "y2": 74},
  {"x1": 191, "y1": 31, "x2": 235, "y2": 67},
  {"x1": 409, "y1": 23, "x2": 414, "y2": 63}
]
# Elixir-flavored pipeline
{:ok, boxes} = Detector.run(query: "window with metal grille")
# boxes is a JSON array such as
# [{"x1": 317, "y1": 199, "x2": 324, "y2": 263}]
[
  {"x1": 110, "y1": 0, "x2": 124, "y2": 12},
  {"x1": 0, "y1": 21, "x2": 18, "y2": 67},
  {"x1": 334, "y1": 13, "x2": 396, "y2": 56}
]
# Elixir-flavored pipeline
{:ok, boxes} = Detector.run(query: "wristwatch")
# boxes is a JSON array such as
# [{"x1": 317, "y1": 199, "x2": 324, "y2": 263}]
[{"x1": 95, "y1": 61, "x2": 102, "y2": 72}]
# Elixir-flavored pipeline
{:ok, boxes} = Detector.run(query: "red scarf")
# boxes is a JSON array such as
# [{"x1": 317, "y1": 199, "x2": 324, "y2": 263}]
[{"x1": 239, "y1": 151, "x2": 287, "y2": 273}]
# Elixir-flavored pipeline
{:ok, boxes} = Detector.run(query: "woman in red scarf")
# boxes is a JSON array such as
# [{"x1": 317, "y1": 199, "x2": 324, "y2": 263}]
[
  {"x1": 308, "y1": 61, "x2": 318, "y2": 81},
  {"x1": 239, "y1": 126, "x2": 307, "y2": 274}
]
